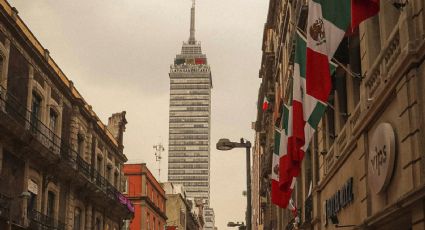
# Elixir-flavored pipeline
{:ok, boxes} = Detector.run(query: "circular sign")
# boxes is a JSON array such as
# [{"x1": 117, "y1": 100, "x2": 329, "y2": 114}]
[{"x1": 368, "y1": 123, "x2": 396, "y2": 194}]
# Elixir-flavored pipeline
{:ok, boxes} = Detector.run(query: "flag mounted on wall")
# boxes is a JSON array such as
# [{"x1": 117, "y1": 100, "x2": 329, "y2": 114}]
[
  {"x1": 271, "y1": 0, "x2": 380, "y2": 208},
  {"x1": 262, "y1": 96, "x2": 270, "y2": 112}
]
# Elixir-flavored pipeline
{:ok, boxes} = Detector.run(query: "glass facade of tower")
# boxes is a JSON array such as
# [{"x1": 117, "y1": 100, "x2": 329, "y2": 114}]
[{"x1": 168, "y1": 41, "x2": 212, "y2": 204}]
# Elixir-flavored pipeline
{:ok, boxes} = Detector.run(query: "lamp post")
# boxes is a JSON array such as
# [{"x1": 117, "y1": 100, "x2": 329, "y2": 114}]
[{"x1": 216, "y1": 138, "x2": 251, "y2": 230}]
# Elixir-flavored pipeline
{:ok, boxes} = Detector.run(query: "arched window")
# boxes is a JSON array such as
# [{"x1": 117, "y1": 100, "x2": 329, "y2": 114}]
[{"x1": 46, "y1": 191, "x2": 55, "y2": 218}]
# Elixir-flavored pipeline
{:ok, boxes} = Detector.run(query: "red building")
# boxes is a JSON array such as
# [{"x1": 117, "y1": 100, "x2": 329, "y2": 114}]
[{"x1": 123, "y1": 163, "x2": 167, "y2": 230}]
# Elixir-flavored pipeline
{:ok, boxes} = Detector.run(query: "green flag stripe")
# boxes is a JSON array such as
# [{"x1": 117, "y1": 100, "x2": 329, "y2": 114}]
[
  {"x1": 282, "y1": 105, "x2": 290, "y2": 135},
  {"x1": 311, "y1": 0, "x2": 351, "y2": 31},
  {"x1": 307, "y1": 102, "x2": 327, "y2": 129},
  {"x1": 330, "y1": 62, "x2": 337, "y2": 75},
  {"x1": 274, "y1": 129, "x2": 281, "y2": 156},
  {"x1": 295, "y1": 33, "x2": 307, "y2": 78}
]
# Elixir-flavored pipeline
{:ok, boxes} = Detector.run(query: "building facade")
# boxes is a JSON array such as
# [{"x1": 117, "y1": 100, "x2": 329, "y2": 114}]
[
  {"x1": 168, "y1": 1, "x2": 213, "y2": 205},
  {"x1": 252, "y1": 0, "x2": 425, "y2": 230},
  {"x1": 162, "y1": 182, "x2": 204, "y2": 230},
  {"x1": 0, "y1": 1, "x2": 134, "y2": 230},
  {"x1": 123, "y1": 164, "x2": 167, "y2": 230},
  {"x1": 167, "y1": 1, "x2": 215, "y2": 229},
  {"x1": 203, "y1": 207, "x2": 214, "y2": 230}
]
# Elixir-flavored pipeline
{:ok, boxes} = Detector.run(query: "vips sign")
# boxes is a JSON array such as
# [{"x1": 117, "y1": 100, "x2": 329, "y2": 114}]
[{"x1": 368, "y1": 123, "x2": 396, "y2": 194}]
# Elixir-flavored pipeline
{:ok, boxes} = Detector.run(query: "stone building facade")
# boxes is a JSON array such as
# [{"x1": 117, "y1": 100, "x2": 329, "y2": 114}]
[
  {"x1": 162, "y1": 182, "x2": 204, "y2": 230},
  {"x1": 123, "y1": 164, "x2": 167, "y2": 230},
  {"x1": 0, "y1": 1, "x2": 133, "y2": 230},
  {"x1": 252, "y1": 0, "x2": 425, "y2": 230}
]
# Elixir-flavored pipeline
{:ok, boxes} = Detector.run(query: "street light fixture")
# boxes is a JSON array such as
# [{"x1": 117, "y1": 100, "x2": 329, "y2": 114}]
[{"x1": 216, "y1": 138, "x2": 252, "y2": 230}]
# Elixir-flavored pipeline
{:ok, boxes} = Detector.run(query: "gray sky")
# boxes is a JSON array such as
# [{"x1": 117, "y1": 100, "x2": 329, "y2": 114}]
[{"x1": 9, "y1": 0, "x2": 268, "y2": 228}]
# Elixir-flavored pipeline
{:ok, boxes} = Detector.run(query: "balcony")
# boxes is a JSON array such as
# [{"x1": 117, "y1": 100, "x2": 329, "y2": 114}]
[
  {"x1": 28, "y1": 209, "x2": 65, "y2": 230},
  {"x1": 0, "y1": 86, "x2": 134, "y2": 217}
]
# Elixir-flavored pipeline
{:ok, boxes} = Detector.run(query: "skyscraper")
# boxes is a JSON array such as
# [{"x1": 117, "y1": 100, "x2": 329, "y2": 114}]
[{"x1": 168, "y1": 0, "x2": 214, "y2": 224}]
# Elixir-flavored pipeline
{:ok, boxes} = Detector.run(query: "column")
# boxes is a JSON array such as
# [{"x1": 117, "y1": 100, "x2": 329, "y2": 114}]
[
  {"x1": 85, "y1": 204, "x2": 92, "y2": 230},
  {"x1": 0, "y1": 39, "x2": 10, "y2": 112}
]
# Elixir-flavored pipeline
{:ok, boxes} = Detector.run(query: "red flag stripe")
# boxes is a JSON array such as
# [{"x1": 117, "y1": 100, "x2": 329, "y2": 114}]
[{"x1": 306, "y1": 49, "x2": 332, "y2": 103}]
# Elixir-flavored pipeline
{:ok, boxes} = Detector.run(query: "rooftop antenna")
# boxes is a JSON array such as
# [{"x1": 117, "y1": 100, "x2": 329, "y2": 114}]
[
  {"x1": 153, "y1": 142, "x2": 165, "y2": 181},
  {"x1": 188, "y1": 0, "x2": 196, "y2": 44}
]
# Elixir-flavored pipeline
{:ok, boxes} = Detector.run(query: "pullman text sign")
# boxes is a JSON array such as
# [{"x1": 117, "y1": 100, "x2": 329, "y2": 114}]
[{"x1": 325, "y1": 177, "x2": 354, "y2": 224}]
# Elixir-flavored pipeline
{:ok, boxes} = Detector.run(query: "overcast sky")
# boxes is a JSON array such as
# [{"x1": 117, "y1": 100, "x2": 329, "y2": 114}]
[{"x1": 9, "y1": 0, "x2": 269, "y2": 228}]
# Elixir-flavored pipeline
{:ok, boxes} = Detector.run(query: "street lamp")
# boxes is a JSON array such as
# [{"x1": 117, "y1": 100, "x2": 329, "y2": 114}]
[
  {"x1": 216, "y1": 138, "x2": 251, "y2": 230},
  {"x1": 227, "y1": 221, "x2": 246, "y2": 230}
]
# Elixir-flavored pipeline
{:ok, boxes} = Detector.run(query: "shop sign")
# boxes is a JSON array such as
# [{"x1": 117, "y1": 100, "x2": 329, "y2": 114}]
[
  {"x1": 325, "y1": 177, "x2": 354, "y2": 224},
  {"x1": 368, "y1": 122, "x2": 396, "y2": 194}
]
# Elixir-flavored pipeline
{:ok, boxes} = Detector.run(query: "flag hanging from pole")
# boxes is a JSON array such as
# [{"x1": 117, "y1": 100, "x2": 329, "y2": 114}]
[
  {"x1": 279, "y1": 29, "x2": 337, "y2": 192},
  {"x1": 271, "y1": 104, "x2": 293, "y2": 208},
  {"x1": 262, "y1": 96, "x2": 270, "y2": 111},
  {"x1": 273, "y1": 0, "x2": 380, "y2": 206}
]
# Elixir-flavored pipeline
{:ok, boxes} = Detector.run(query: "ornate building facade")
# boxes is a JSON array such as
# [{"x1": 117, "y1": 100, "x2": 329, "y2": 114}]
[
  {"x1": 123, "y1": 164, "x2": 167, "y2": 230},
  {"x1": 0, "y1": 1, "x2": 134, "y2": 229},
  {"x1": 252, "y1": 0, "x2": 425, "y2": 229}
]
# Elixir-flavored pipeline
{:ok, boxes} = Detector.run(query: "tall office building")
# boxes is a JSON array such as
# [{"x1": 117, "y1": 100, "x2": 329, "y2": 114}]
[{"x1": 168, "y1": 2, "x2": 214, "y2": 227}]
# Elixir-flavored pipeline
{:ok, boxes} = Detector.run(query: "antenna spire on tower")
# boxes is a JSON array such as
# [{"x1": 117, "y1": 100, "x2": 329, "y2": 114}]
[{"x1": 188, "y1": 0, "x2": 196, "y2": 44}]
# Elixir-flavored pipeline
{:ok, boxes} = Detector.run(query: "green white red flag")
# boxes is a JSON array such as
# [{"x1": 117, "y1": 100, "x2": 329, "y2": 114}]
[
  {"x1": 262, "y1": 96, "x2": 270, "y2": 111},
  {"x1": 272, "y1": 0, "x2": 379, "y2": 208},
  {"x1": 271, "y1": 104, "x2": 294, "y2": 208}
]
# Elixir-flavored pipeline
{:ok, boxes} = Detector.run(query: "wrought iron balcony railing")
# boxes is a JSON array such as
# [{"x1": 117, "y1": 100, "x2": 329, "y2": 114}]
[{"x1": 28, "y1": 209, "x2": 65, "y2": 230}]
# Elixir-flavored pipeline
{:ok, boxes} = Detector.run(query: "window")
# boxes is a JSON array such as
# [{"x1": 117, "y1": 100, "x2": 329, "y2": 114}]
[
  {"x1": 73, "y1": 208, "x2": 82, "y2": 230},
  {"x1": 114, "y1": 172, "x2": 119, "y2": 188},
  {"x1": 27, "y1": 179, "x2": 38, "y2": 211},
  {"x1": 153, "y1": 217, "x2": 156, "y2": 230},
  {"x1": 97, "y1": 157, "x2": 103, "y2": 173},
  {"x1": 47, "y1": 191, "x2": 55, "y2": 218},
  {"x1": 106, "y1": 167, "x2": 112, "y2": 182},
  {"x1": 77, "y1": 134, "x2": 85, "y2": 156},
  {"x1": 95, "y1": 218, "x2": 101, "y2": 230},
  {"x1": 49, "y1": 109, "x2": 57, "y2": 133},
  {"x1": 147, "y1": 213, "x2": 150, "y2": 230},
  {"x1": 27, "y1": 192, "x2": 37, "y2": 211},
  {"x1": 31, "y1": 93, "x2": 42, "y2": 132},
  {"x1": 123, "y1": 177, "x2": 128, "y2": 194}
]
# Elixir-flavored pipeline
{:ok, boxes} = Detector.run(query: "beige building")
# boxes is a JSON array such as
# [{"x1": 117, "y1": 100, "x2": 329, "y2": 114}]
[
  {"x1": 0, "y1": 1, "x2": 133, "y2": 230},
  {"x1": 162, "y1": 182, "x2": 204, "y2": 230},
  {"x1": 252, "y1": 0, "x2": 425, "y2": 230}
]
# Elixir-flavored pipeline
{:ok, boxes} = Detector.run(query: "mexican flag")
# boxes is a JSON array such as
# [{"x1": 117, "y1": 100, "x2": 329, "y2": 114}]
[
  {"x1": 279, "y1": 31, "x2": 337, "y2": 191},
  {"x1": 271, "y1": 104, "x2": 295, "y2": 208},
  {"x1": 262, "y1": 96, "x2": 269, "y2": 111},
  {"x1": 273, "y1": 0, "x2": 380, "y2": 205}
]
